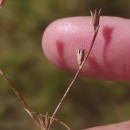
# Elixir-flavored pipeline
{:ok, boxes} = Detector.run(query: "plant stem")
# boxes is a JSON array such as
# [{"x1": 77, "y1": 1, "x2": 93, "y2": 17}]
[
  {"x1": 0, "y1": 70, "x2": 41, "y2": 130},
  {"x1": 50, "y1": 67, "x2": 81, "y2": 125},
  {"x1": 50, "y1": 24, "x2": 99, "y2": 127}
]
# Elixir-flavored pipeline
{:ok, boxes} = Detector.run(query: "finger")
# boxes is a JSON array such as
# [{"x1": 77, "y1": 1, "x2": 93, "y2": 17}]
[
  {"x1": 85, "y1": 121, "x2": 130, "y2": 130},
  {"x1": 42, "y1": 16, "x2": 130, "y2": 81}
]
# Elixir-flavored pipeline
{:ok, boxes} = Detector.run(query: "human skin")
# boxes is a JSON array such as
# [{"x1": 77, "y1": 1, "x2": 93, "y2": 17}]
[{"x1": 42, "y1": 16, "x2": 130, "y2": 129}]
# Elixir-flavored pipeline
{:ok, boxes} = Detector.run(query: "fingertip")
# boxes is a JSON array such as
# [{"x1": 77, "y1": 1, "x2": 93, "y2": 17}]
[
  {"x1": 85, "y1": 121, "x2": 130, "y2": 130},
  {"x1": 42, "y1": 17, "x2": 93, "y2": 70},
  {"x1": 42, "y1": 16, "x2": 130, "y2": 81}
]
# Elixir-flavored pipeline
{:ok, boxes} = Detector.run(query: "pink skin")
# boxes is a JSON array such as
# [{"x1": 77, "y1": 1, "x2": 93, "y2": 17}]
[
  {"x1": 42, "y1": 16, "x2": 130, "y2": 81},
  {"x1": 42, "y1": 17, "x2": 130, "y2": 129},
  {"x1": 86, "y1": 121, "x2": 130, "y2": 130}
]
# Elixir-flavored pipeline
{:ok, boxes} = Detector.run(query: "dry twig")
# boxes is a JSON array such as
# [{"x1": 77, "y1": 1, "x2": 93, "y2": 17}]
[{"x1": 0, "y1": 69, "x2": 41, "y2": 130}]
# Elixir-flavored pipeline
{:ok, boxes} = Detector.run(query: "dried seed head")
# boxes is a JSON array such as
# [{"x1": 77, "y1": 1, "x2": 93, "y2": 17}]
[
  {"x1": 0, "y1": 0, "x2": 7, "y2": 8},
  {"x1": 90, "y1": 8, "x2": 101, "y2": 32},
  {"x1": 76, "y1": 48, "x2": 85, "y2": 67},
  {"x1": 0, "y1": 69, "x2": 3, "y2": 76},
  {"x1": 39, "y1": 113, "x2": 51, "y2": 130}
]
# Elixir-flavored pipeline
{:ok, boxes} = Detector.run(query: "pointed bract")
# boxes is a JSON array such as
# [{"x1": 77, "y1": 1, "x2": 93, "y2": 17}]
[{"x1": 76, "y1": 48, "x2": 85, "y2": 67}]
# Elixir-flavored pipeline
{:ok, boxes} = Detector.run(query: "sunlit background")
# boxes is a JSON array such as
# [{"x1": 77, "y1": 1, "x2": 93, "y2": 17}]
[{"x1": 1, "y1": 0, "x2": 130, "y2": 130}]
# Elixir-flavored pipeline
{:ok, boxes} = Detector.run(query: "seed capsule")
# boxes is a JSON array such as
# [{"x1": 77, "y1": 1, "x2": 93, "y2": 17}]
[
  {"x1": 90, "y1": 8, "x2": 101, "y2": 32},
  {"x1": 77, "y1": 48, "x2": 85, "y2": 67}
]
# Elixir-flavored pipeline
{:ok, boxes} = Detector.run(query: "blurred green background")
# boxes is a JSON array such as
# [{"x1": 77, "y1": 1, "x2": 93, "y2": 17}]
[{"x1": 1, "y1": 0, "x2": 130, "y2": 130}]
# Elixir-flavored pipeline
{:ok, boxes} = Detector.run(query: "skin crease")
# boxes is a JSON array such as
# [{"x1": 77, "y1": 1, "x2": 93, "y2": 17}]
[{"x1": 42, "y1": 17, "x2": 130, "y2": 129}]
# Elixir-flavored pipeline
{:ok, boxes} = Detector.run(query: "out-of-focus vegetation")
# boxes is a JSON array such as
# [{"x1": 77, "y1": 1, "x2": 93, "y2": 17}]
[{"x1": 1, "y1": 0, "x2": 130, "y2": 130}]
